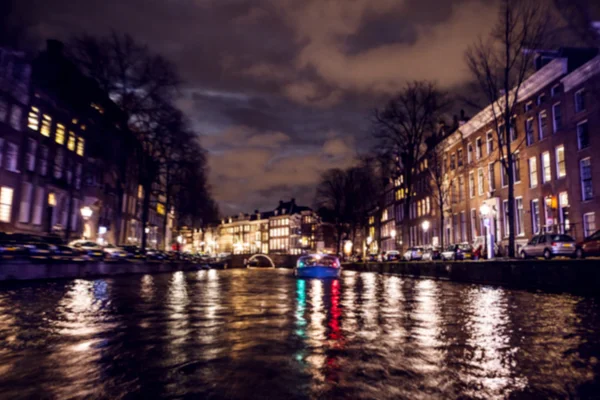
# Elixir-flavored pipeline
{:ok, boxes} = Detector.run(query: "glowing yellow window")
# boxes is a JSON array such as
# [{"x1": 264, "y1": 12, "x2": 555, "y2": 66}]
[
  {"x1": 0, "y1": 186, "x2": 13, "y2": 222},
  {"x1": 55, "y1": 124, "x2": 65, "y2": 145},
  {"x1": 40, "y1": 114, "x2": 52, "y2": 137},
  {"x1": 27, "y1": 106, "x2": 39, "y2": 131},
  {"x1": 76, "y1": 136, "x2": 85, "y2": 156},
  {"x1": 138, "y1": 185, "x2": 143, "y2": 199},
  {"x1": 67, "y1": 132, "x2": 76, "y2": 151}
]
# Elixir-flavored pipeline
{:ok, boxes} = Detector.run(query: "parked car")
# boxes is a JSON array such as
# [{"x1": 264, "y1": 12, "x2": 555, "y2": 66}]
[
  {"x1": 51, "y1": 244, "x2": 80, "y2": 262},
  {"x1": 121, "y1": 245, "x2": 145, "y2": 261},
  {"x1": 520, "y1": 234, "x2": 577, "y2": 259},
  {"x1": 102, "y1": 244, "x2": 128, "y2": 261},
  {"x1": 575, "y1": 229, "x2": 600, "y2": 258},
  {"x1": 366, "y1": 254, "x2": 378, "y2": 262},
  {"x1": 403, "y1": 247, "x2": 424, "y2": 261},
  {"x1": 146, "y1": 249, "x2": 167, "y2": 262},
  {"x1": 25, "y1": 242, "x2": 56, "y2": 261},
  {"x1": 422, "y1": 247, "x2": 442, "y2": 261},
  {"x1": 384, "y1": 250, "x2": 401, "y2": 261},
  {"x1": 441, "y1": 244, "x2": 473, "y2": 261},
  {"x1": 69, "y1": 240, "x2": 104, "y2": 261}
]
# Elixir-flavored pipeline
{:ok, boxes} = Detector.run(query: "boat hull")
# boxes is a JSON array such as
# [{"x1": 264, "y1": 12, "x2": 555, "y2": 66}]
[{"x1": 295, "y1": 266, "x2": 341, "y2": 278}]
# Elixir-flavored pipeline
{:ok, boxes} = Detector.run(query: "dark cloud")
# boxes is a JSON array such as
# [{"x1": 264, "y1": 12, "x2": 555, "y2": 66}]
[{"x1": 14, "y1": 0, "x2": 499, "y2": 215}]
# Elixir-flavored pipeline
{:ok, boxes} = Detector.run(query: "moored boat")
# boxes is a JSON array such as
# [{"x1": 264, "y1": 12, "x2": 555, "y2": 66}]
[{"x1": 294, "y1": 254, "x2": 341, "y2": 278}]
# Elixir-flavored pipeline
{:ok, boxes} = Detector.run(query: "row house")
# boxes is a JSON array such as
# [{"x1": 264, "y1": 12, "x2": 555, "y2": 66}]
[
  {"x1": 0, "y1": 40, "x2": 170, "y2": 248},
  {"x1": 400, "y1": 47, "x2": 600, "y2": 252},
  {"x1": 208, "y1": 198, "x2": 326, "y2": 256}
]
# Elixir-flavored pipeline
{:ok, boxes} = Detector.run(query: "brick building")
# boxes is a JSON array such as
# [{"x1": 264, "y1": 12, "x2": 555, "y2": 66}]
[{"x1": 397, "y1": 48, "x2": 600, "y2": 253}]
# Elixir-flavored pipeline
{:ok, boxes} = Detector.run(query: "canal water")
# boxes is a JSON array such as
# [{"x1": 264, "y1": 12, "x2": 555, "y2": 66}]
[{"x1": 0, "y1": 269, "x2": 599, "y2": 399}]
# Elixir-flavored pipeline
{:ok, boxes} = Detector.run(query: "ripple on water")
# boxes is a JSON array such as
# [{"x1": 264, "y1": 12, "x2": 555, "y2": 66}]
[{"x1": 0, "y1": 269, "x2": 599, "y2": 399}]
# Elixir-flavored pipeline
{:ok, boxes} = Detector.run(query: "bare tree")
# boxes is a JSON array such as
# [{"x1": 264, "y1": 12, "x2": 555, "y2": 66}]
[
  {"x1": 315, "y1": 168, "x2": 348, "y2": 255},
  {"x1": 372, "y1": 81, "x2": 449, "y2": 248},
  {"x1": 426, "y1": 140, "x2": 454, "y2": 248},
  {"x1": 466, "y1": 0, "x2": 552, "y2": 257}
]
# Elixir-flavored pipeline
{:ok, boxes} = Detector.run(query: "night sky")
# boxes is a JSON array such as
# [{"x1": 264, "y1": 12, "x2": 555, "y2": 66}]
[{"x1": 13, "y1": 0, "x2": 499, "y2": 215}]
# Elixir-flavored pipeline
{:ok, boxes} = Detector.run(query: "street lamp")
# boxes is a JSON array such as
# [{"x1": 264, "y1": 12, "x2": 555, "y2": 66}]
[
  {"x1": 344, "y1": 240, "x2": 353, "y2": 257},
  {"x1": 422, "y1": 220, "x2": 430, "y2": 245},
  {"x1": 80, "y1": 206, "x2": 93, "y2": 239},
  {"x1": 480, "y1": 203, "x2": 493, "y2": 259}
]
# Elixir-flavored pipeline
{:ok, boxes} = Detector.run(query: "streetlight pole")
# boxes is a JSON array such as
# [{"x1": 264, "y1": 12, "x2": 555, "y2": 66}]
[
  {"x1": 480, "y1": 203, "x2": 493, "y2": 259},
  {"x1": 80, "y1": 206, "x2": 93, "y2": 240},
  {"x1": 422, "y1": 220, "x2": 430, "y2": 245}
]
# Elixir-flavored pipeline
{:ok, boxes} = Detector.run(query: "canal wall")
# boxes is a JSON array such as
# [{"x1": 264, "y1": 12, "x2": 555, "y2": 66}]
[
  {"x1": 0, "y1": 260, "x2": 232, "y2": 282},
  {"x1": 344, "y1": 260, "x2": 600, "y2": 296}
]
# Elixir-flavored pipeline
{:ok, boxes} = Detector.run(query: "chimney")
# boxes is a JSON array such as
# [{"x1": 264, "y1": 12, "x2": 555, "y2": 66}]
[
  {"x1": 254, "y1": 209, "x2": 259, "y2": 214},
  {"x1": 47, "y1": 39, "x2": 64, "y2": 56}
]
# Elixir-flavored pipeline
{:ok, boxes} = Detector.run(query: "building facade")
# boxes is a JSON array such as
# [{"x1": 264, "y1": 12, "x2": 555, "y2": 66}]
[{"x1": 396, "y1": 48, "x2": 600, "y2": 253}]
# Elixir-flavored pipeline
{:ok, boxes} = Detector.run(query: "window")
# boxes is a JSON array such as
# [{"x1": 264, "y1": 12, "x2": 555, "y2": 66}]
[
  {"x1": 470, "y1": 209, "x2": 478, "y2": 239},
  {"x1": 68, "y1": 131, "x2": 76, "y2": 151},
  {"x1": 26, "y1": 138, "x2": 37, "y2": 171},
  {"x1": 537, "y1": 93, "x2": 545, "y2": 105},
  {"x1": 54, "y1": 148, "x2": 64, "y2": 179},
  {"x1": 503, "y1": 199, "x2": 509, "y2": 237},
  {"x1": 552, "y1": 103, "x2": 562, "y2": 132},
  {"x1": 551, "y1": 84, "x2": 561, "y2": 97},
  {"x1": 514, "y1": 155, "x2": 521, "y2": 183},
  {"x1": 583, "y1": 213, "x2": 596, "y2": 238},
  {"x1": 516, "y1": 197, "x2": 524, "y2": 236},
  {"x1": 0, "y1": 98, "x2": 7, "y2": 122},
  {"x1": 27, "y1": 106, "x2": 39, "y2": 130},
  {"x1": 531, "y1": 199, "x2": 540, "y2": 234},
  {"x1": 55, "y1": 123, "x2": 65, "y2": 145},
  {"x1": 528, "y1": 157, "x2": 538, "y2": 188},
  {"x1": 476, "y1": 137, "x2": 482, "y2": 159},
  {"x1": 451, "y1": 181, "x2": 457, "y2": 204},
  {"x1": 32, "y1": 187, "x2": 44, "y2": 225},
  {"x1": 40, "y1": 145, "x2": 48, "y2": 176},
  {"x1": 577, "y1": 121, "x2": 589, "y2": 150},
  {"x1": 509, "y1": 118, "x2": 517, "y2": 143},
  {"x1": 486, "y1": 131, "x2": 494, "y2": 154},
  {"x1": 525, "y1": 118, "x2": 534, "y2": 146},
  {"x1": 575, "y1": 89, "x2": 585, "y2": 113},
  {"x1": 525, "y1": 101, "x2": 533, "y2": 112},
  {"x1": 458, "y1": 176, "x2": 464, "y2": 202},
  {"x1": 40, "y1": 114, "x2": 52, "y2": 137},
  {"x1": 18, "y1": 182, "x2": 32, "y2": 223},
  {"x1": 488, "y1": 163, "x2": 496, "y2": 192},
  {"x1": 542, "y1": 152, "x2": 551, "y2": 183},
  {"x1": 457, "y1": 148, "x2": 463, "y2": 167},
  {"x1": 468, "y1": 171, "x2": 475, "y2": 198},
  {"x1": 538, "y1": 111, "x2": 548, "y2": 139},
  {"x1": 467, "y1": 143, "x2": 473, "y2": 163},
  {"x1": 580, "y1": 158, "x2": 593, "y2": 201},
  {"x1": 5, "y1": 143, "x2": 18, "y2": 172},
  {"x1": 76, "y1": 136, "x2": 85, "y2": 156},
  {"x1": 0, "y1": 187, "x2": 13, "y2": 222},
  {"x1": 450, "y1": 153, "x2": 456, "y2": 170},
  {"x1": 477, "y1": 168, "x2": 484, "y2": 196},
  {"x1": 555, "y1": 145, "x2": 566, "y2": 178},
  {"x1": 9, "y1": 105, "x2": 22, "y2": 131}
]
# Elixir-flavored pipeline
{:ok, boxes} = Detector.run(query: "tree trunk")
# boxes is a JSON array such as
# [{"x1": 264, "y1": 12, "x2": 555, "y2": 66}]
[
  {"x1": 64, "y1": 186, "x2": 74, "y2": 241},
  {"x1": 506, "y1": 149, "x2": 516, "y2": 258},
  {"x1": 141, "y1": 179, "x2": 151, "y2": 251},
  {"x1": 163, "y1": 196, "x2": 170, "y2": 251},
  {"x1": 439, "y1": 205, "x2": 445, "y2": 248}
]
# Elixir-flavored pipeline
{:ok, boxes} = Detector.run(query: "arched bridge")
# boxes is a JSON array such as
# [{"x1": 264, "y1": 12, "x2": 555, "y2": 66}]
[{"x1": 246, "y1": 254, "x2": 275, "y2": 268}]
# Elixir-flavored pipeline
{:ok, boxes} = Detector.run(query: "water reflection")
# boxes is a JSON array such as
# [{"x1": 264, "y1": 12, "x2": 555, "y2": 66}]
[{"x1": 0, "y1": 271, "x2": 599, "y2": 399}]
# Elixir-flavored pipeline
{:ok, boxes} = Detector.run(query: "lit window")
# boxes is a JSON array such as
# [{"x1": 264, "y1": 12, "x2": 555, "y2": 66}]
[
  {"x1": 28, "y1": 106, "x2": 39, "y2": 131},
  {"x1": 157, "y1": 203, "x2": 165, "y2": 215},
  {"x1": 528, "y1": 157, "x2": 538, "y2": 188},
  {"x1": 40, "y1": 114, "x2": 52, "y2": 137},
  {"x1": 55, "y1": 123, "x2": 65, "y2": 144},
  {"x1": 0, "y1": 186, "x2": 13, "y2": 222},
  {"x1": 67, "y1": 131, "x2": 76, "y2": 151},
  {"x1": 76, "y1": 136, "x2": 85, "y2": 156},
  {"x1": 541, "y1": 152, "x2": 551, "y2": 183},
  {"x1": 555, "y1": 145, "x2": 566, "y2": 178}
]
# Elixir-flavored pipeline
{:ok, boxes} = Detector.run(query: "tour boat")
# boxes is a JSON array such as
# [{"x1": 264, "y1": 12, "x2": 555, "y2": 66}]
[{"x1": 294, "y1": 254, "x2": 341, "y2": 278}]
